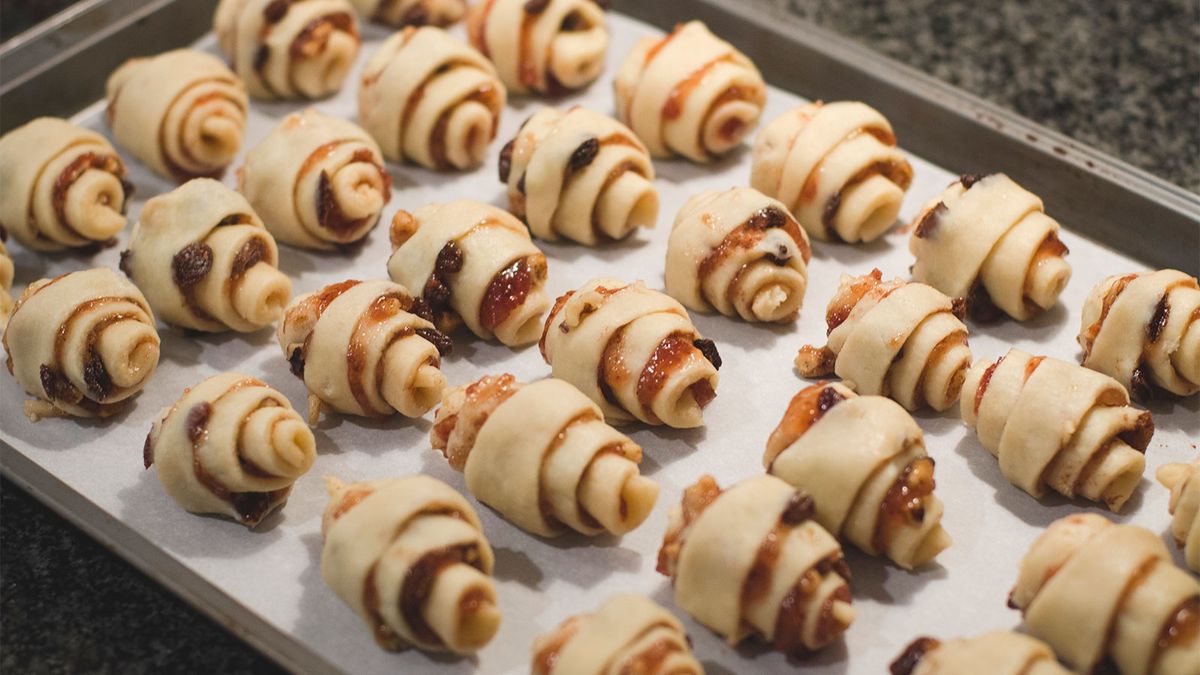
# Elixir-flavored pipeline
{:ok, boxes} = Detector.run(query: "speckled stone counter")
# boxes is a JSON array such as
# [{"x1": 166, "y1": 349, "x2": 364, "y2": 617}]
[{"x1": 2, "y1": 1, "x2": 1196, "y2": 673}]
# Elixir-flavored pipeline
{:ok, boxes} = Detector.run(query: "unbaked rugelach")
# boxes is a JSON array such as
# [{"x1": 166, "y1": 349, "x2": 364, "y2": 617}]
[
  {"x1": 890, "y1": 631, "x2": 1070, "y2": 675},
  {"x1": 0, "y1": 238, "x2": 12, "y2": 328},
  {"x1": 1158, "y1": 460, "x2": 1200, "y2": 574}
]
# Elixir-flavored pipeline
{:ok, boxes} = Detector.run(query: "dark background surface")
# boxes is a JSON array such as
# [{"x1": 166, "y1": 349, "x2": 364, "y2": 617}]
[{"x1": 2, "y1": 0, "x2": 1197, "y2": 673}]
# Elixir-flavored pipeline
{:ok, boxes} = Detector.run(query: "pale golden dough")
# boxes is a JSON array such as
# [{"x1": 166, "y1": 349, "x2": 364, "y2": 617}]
[
  {"x1": 0, "y1": 239, "x2": 11, "y2": 328},
  {"x1": 1011, "y1": 514, "x2": 1200, "y2": 675},
  {"x1": 358, "y1": 27, "x2": 504, "y2": 170},
  {"x1": 348, "y1": 0, "x2": 464, "y2": 26},
  {"x1": 961, "y1": 348, "x2": 1152, "y2": 511},
  {"x1": 1080, "y1": 269, "x2": 1200, "y2": 398},
  {"x1": 1158, "y1": 460, "x2": 1200, "y2": 574},
  {"x1": 501, "y1": 106, "x2": 657, "y2": 245},
  {"x1": 666, "y1": 187, "x2": 811, "y2": 323},
  {"x1": 0, "y1": 117, "x2": 129, "y2": 251},
  {"x1": 214, "y1": 0, "x2": 360, "y2": 99},
  {"x1": 106, "y1": 50, "x2": 247, "y2": 181},
  {"x1": 145, "y1": 373, "x2": 315, "y2": 527},
  {"x1": 321, "y1": 475, "x2": 500, "y2": 653},
  {"x1": 124, "y1": 178, "x2": 291, "y2": 333},
  {"x1": 4, "y1": 268, "x2": 159, "y2": 421},
  {"x1": 794, "y1": 269, "x2": 971, "y2": 412},
  {"x1": 431, "y1": 375, "x2": 657, "y2": 537},
  {"x1": 614, "y1": 21, "x2": 766, "y2": 162},
  {"x1": 891, "y1": 631, "x2": 1070, "y2": 675}
]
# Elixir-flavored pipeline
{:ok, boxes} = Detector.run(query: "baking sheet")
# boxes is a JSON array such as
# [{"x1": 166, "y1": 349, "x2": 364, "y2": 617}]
[{"x1": 2, "y1": 11, "x2": 1197, "y2": 674}]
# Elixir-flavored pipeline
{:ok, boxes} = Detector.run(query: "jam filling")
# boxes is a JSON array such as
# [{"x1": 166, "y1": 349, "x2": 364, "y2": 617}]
[
  {"x1": 765, "y1": 384, "x2": 846, "y2": 469},
  {"x1": 912, "y1": 202, "x2": 947, "y2": 239},
  {"x1": 873, "y1": 456, "x2": 936, "y2": 553},
  {"x1": 773, "y1": 555, "x2": 851, "y2": 656},
  {"x1": 797, "y1": 125, "x2": 898, "y2": 206},
  {"x1": 398, "y1": 544, "x2": 480, "y2": 646},
  {"x1": 972, "y1": 354, "x2": 1005, "y2": 415},
  {"x1": 479, "y1": 257, "x2": 539, "y2": 331},
  {"x1": 635, "y1": 333, "x2": 716, "y2": 420},
  {"x1": 531, "y1": 617, "x2": 580, "y2": 675},
  {"x1": 52, "y1": 152, "x2": 124, "y2": 235},
  {"x1": 316, "y1": 149, "x2": 390, "y2": 236},
  {"x1": 825, "y1": 269, "x2": 883, "y2": 333},
  {"x1": 889, "y1": 637, "x2": 941, "y2": 675},
  {"x1": 656, "y1": 476, "x2": 722, "y2": 576},
  {"x1": 662, "y1": 56, "x2": 733, "y2": 120},
  {"x1": 697, "y1": 207, "x2": 810, "y2": 293},
  {"x1": 346, "y1": 292, "x2": 415, "y2": 416}
]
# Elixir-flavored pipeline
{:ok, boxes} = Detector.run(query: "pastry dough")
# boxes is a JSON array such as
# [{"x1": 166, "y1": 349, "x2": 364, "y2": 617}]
[
  {"x1": 0, "y1": 237, "x2": 12, "y2": 328},
  {"x1": 145, "y1": 373, "x2": 315, "y2": 527},
  {"x1": 961, "y1": 348, "x2": 1152, "y2": 511},
  {"x1": 321, "y1": 475, "x2": 500, "y2": 653},
  {"x1": 106, "y1": 50, "x2": 247, "y2": 181},
  {"x1": 1079, "y1": 269, "x2": 1200, "y2": 399},
  {"x1": 665, "y1": 187, "x2": 811, "y2": 323},
  {"x1": 614, "y1": 21, "x2": 766, "y2": 162},
  {"x1": 214, "y1": 0, "x2": 360, "y2": 99},
  {"x1": 4, "y1": 267, "x2": 159, "y2": 421},
  {"x1": 657, "y1": 474, "x2": 854, "y2": 655},
  {"x1": 531, "y1": 594, "x2": 703, "y2": 675},
  {"x1": 765, "y1": 382, "x2": 950, "y2": 569},
  {"x1": 276, "y1": 279, "x2": 449, "y2": 421},
  {"x1": 794, "y1": 269, "x2": 971, "y2": 412},
  {"x1": 890, "y1": 631, "x2": 1070, "y2": 675},
  {"x1": 1011, "y1": 514, "x2": 1200, "y2": 675},
  {"x1": 431, "y1": 374, "x2": 658, "y2": 537},
  {"x1": 123, "y1": 178, "x2": 291, "y2": 333},
  {"x1": 359, "y1": 27, "x2": 504, "y2": 170},
  {"x1": 387, "y1": 200, "x2": 550, "y2": 346},
  {"x1": 909, "y1": 173, "x2": 1071, "y2": 321},
  {"x1": 501, "y1": 106, "x2": 657, "y2": 245},
  {"x1": 751, "y1": 101, "x2": 913, "y2": 243},
  {"x1": 350, "y1": 0, "x2": 465, "y2": 26},
  {"x1": 241, "y1": 109, "x2": 390, "y2": 250},
  {"x1": 467, "y1": 0, "x2": 608, "y2": 95},
  {"x1": 0, "y1": 117, "x2": 130, "y2": 251},
  {"x1": 540, "y1": 277, "x2": 720, "y2": 428},
  {"x1": 1158, "y1": 460, "x2": 1200, "y2": 574}
]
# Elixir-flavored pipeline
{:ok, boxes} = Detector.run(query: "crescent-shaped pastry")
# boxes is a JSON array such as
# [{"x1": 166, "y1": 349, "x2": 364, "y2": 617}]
[
  {"x1": 665, "y1": 187, "x2": 811, "y2": 323},
  {"x1": 467, "y1": 0, "x2": 608, "y2": 95},
  {"x1": 1158, "y1": 461, "x2": 1200, "y2": 574},
  {"x1": 540, "y1": 277, "x2": 720, "y2": 428},
  {"x1": 961, "y1": 348, "x2": 1153, "y2": 511},
  {"x1": 0, "y1": 117, "x2": 130, "y2": 251},
  {"x1": 431, "y1": 374, "x2": 658, "y2": 537},
  {"x1": 349, "y1": 0, "x2": 465, "y2": 27},
  {"x1": 359, "y1": 27, "x2": 504, "y2": 171},
  {"x1": 0, "y1": 237, "x2": 12, "y2": 327},
  {"x1": 614, "y1": 21, "x2": 766, "y2": 162},
  {"x1": 794, "y1": 269, "x2": 971, "y2": 412},
  {"x1": 321, "y1": 475, "x2": 501, "y2": 653},
  {"x1": 500, "y1": 106, "x2": 657, "y2": 245},
  {"x1": 1079, "y1": 269, "x2": 1200, "y2": 399},
  {"x1": 276, "y1": 279, "x2": 449, "y2": 422},
  {"x1": 241, "y1": 109, "x2": 391, "y2": 250},
  {"x1": 145, "y1": 373, "x2": 315, "y2": 527},
  {"x1": 106, "y1": 49, "x2": 247, "y2": 181},
  {"x1": 1011, "y1": 514, "x2": 1200, "y2": 675},
  {"x1": 387, "y1": 200, "x2": 550, "y2": 346},
  {"x1": 214, "y1": 0, "x2": 360, "y2": 100},
  {"x1": 532, "y1": 594, "x2": 704, "y2": 675},
  {"x1": 122, "y1": 178, "x2": 292, "y2": 333},
  {"x1": 751, "y1": 101, "x2": 914, "y2": 243},
  {"x1": 657, "y1": 474, "x2": 854, "y2": 655},
  {"x1": 909, "y1": 173, "x2": 1072, "y2": 322},
  {"x1": 890, "y1": 631, "x2": 1071, "y2": 675},
  {"x1": 765, "y1": 382, "x2": 950, "y2": 570},
  {"x1": 4, "y1": 267, "x2": 159, "y2": 421}
]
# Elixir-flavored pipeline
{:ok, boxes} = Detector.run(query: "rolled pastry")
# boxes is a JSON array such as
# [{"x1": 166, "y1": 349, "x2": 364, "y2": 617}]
[
  {"x1": 794, "y1": 269, "x2": 971, "y2": 412},
  {"x1": 359, "y1": 27, "x2": 504, "y2": 170},
  {"x1": 145, "y1": 373, "x2": 315, "y2": 527},
  {"x1": 0, "y1": 237, "x2": 14, "y2": 328},
  {"x1": 214, "y1": 0, "x2": 360, "y2": 100},
  {"x1": 106, "y1": 49, "x2": 247, "y2": 181},
  {"x1": 467, "y1": 0, "x2": 608, "y2": 95},
  {"x1": 387, "y1": 200, "x2": 550, "y2": 346},
  {"x1": 765, "y1": 382, "x2": 950, "y2": 570},
  {"x1": 349, "y1": 0, "x2": 465, "y2": 27},
  {"x1": 500, "y1": 106, "x2": 656, "y2": 245},
  {"x1": 540, "y1": 277, "x2": 720, "y2": 428},
  {"x1": 890, "y1": 631, "x2": 1071, "y2": 675},
  {"x1": 531, "y1": 594, "x2": 703, "y2": 675},
  {"x1": 614, "y1": 21, "x2": 766, "y2": 162},
  {"x1": 4, "y1": 267, "x2": 159, "y2": 421},
  {"x1": 666, "y1": 187, "x2": 811, "y2": 323},
  {"x1": 1158, "y1": 460, "x2": 1200, "y2": 574},
  {"x1": 657, "y1": 474, "x2": 854, "y2": 655},
  {"x1": 1079, "y1": 269, "x2": 1200, "y2": 399},
  {"x1": 322, "y1": 475, "x2": 500, "y2": 653},
  {"x1": 0, "y1": 117, "x2": 130, "y2": 251},
  {"x1": 122, "y1": 178, "x2": 292, "y2": 333},
  {"x1": 909, "y1": 173, "x2": 1072, "y2": 322},
  {"x1": 277, "y1": 279, "x2": 449, "y2": 422},
  {"x1": 431, "y1": 374, "x2": 658, "y2": 537},
  {"x1": 751, "y1": 101, "x2": 913, "y2": 243},
  {"x1": 961, "y1": 348, "x2": 1153, "y2": 511},
  {"x1": 241, "y1": 109, "x2": 390, "y2": 250},
  {"x1": 1011, "y1": 514, "x2": 1200, "y2": 675}
]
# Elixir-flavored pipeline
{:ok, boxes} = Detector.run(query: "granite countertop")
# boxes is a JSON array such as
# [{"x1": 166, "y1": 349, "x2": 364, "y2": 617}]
[{"x1": 2, "y1": 0, "x2": 1197, "y2": 673}]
